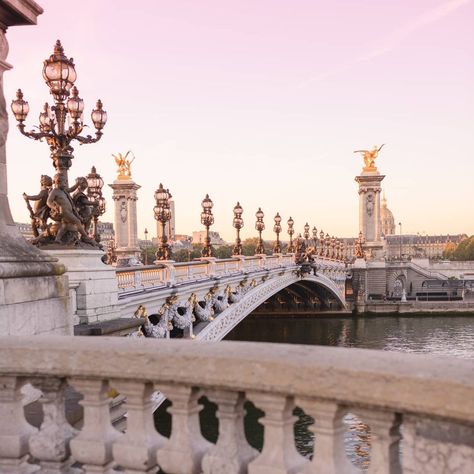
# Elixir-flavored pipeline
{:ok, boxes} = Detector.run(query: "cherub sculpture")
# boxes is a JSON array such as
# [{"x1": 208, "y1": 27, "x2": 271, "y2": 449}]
[
  {"x1": 46, "y1": 173, "x2": 94, "y2": 245},
  {"x1": 354, "y1": 144, "x2": 385, "y2": 170},
  {"x1": 23, "y1": 175, "x2": 53, "y2": 237}
]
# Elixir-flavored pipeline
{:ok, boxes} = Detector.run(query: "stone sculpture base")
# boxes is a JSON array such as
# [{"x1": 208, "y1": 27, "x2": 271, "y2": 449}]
[{"x1": 46, "y1": 249, "x2": 121, "y2": 325}]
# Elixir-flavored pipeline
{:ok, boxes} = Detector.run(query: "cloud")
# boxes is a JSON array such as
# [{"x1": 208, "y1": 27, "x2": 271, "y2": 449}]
[{"x1": 297, "y1": 0, "x2": 472, "y2": 87}]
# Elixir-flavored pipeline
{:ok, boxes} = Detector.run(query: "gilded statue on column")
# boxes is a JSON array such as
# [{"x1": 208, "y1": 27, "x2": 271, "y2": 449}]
[
  {"x1": 113, "y1": 151, "x2": 135, "y2": 180},
  {"x1": 354, "y1": 144, "x2": 385, "y2": 171}
]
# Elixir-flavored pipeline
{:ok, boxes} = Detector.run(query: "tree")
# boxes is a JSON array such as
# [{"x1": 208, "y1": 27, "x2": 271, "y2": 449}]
[{"x1": 443, "y1": 236, "x2": 474, "y2": 261}]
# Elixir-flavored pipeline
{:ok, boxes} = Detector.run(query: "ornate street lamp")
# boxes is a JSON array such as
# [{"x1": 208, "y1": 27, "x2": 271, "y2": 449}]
[
  {"x1": 312, "y1": 226, "x2": 318, "y2": 250},
  {"x1": 287, "y1": 216, "x2": 295, "y2": 253},
  {"x1": 201, "y1": 194, "x2": 215, "y2": 258},
  {"x1": 273, "y1": 212, "x2": 282, "y2": 254},
  {"x1": 255, "y1": 208, "x2": 265, "y2": 255},
  {"x1": 232, "y1": 202, "x2": 244, "y2": 256},
  {"x1": 154, "y1": 183, "x2": 172, "y2": 260},
  {"x1": 144, "y1": 228, "x2": 149, "y2": 265},
  {"x1": 319, "y1": 230, "x2": 325, "y2": 256},
  {"x1": 330, "y1": 236, "x2": 336, "y2": 259},
  {"x1": 303, "y1": 223, "x2": 310, "y2": 242},
  {"x1": 325, "y1": 233, "x2": 331, "y2": 258},
  {"x1": 11, "y1": 40, "x2": 107, "y2": 185},
  {"x1": 86, "y1": 166, "x2": 105, "y2": 243}
]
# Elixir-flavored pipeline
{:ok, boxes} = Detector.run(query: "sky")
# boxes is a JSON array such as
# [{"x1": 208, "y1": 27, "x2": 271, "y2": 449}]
[{"x1": 4, "y1": 0, "x2": 474, "y2": 241}]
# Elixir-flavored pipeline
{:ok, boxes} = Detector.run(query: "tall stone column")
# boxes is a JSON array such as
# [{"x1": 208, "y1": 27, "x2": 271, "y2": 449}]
[
  {"x1": 0, "y1": 1, "x2": 71, "y2": 335},
  {"x1": 355, "y1": 166, "x2": 385, "y2": 259},
  {"x1": 109, "y1": 176, "x2": 141, "y2": 263}
]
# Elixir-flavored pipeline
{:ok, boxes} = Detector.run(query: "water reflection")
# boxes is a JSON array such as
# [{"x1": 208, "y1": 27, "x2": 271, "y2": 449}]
[{"x1": 225, "y1": 315, "x2": 474, "y2": 359}]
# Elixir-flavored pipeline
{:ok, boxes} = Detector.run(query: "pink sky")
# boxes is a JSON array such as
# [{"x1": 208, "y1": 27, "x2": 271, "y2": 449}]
[{"x1": 4, "y1": 0, "x2": 474, "y2": 241}]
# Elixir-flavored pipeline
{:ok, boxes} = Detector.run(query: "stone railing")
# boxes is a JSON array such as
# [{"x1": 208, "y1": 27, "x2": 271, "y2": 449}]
[
  {"x1": 1, "y1": 336, "x2": 473, "y2": 473},
  {"x1": 115, "y1": 254, "x2": 343, "y2": 293}
]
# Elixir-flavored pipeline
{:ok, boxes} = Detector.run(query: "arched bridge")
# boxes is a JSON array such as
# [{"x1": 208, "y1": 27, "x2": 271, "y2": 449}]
[{"x1": 116, "y1": 254, "x2": 348, "y2": 341}]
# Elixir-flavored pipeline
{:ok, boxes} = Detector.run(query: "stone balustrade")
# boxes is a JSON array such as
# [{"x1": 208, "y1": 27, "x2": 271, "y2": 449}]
[
  {"x1": 0, "y1": 336, "x2": 473, "y2": 473},
  {"x1": 115, "y1": 254, "x2": 343, "y2": 293}
]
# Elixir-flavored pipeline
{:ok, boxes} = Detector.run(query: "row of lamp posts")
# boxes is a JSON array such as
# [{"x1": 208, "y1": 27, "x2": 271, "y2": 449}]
[{"x1": 152, "y1": 187, "x2": 347, "y2": 262}]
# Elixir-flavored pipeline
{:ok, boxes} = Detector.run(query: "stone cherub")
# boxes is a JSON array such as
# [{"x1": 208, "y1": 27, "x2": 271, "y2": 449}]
[
  {"x1": 46, "y1": 173, "x2": 94, "y2": 245},
  {"x1": 23, "y1": 174, "x2": 53, "y2": 237},
  {"x1": 113, "y1": 151, "x2": 135, "y2": 179},
  {"x1": 71, "y1": 176, "x2": 98, "y2": 234},
  {"x1": 354, "y1": 144, "x2": 385, "y2": 170}
]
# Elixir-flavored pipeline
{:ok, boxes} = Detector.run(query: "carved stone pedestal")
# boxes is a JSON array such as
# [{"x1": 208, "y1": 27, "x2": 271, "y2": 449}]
[
  {"x1": 0, "y1": 1, "x2": 71, "y2": 337},
  {"x1": 46, "y1": 249, "x2": 120, "y2": 325}
]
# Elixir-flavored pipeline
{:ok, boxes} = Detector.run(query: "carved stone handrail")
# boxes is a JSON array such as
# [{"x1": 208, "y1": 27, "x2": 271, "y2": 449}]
[
  {"x1": 115, "y1": 255, "x2": 346, "y2": 292},
  {"x1": 0, "y1": 336, "x2": 473, "y2": 473}
]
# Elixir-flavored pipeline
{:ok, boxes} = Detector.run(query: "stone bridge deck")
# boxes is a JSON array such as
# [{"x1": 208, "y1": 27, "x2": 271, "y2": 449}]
[{"x1": 113, "y1": 254, "x2": 348, "y2": 341}]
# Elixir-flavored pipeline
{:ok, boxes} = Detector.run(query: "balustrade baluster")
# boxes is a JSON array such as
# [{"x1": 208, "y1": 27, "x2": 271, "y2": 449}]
[
  {"x1": 0, "y1": 376, "x2": 37, "y2": 473},
  {"x1": 247, "y1": 393, "x2": 307, "y2": 474},
  {"x1": 356, "y1": 409, "x2": 402, "y2": 474},
  {"x1": 112, "y1": 380, "x2": 165, "y2": 473},
  {"x1": 69, "y1": 379, "x2": 120, "y2": 473},
  {"x1": 28, "y1": 378, "x2": 77, "y2": 474},
  {"x1": 156, "y1": 384, "x2": 211, "y2": 474},
  {"x1": 202, "y1": 390, "x2": 257, "y2": 474},
  {"x1": 296, "y1": 398, "x2": 356, "y2": 474}
]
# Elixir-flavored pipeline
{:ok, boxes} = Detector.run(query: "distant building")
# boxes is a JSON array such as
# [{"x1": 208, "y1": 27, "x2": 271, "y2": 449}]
[
  {"x1": 380, "y1": 194, "x2": 396, "y2": 236},
  {"x1": 97, "y1": 222, "x2": 115, "y2": 244},
  {"x1": 16, "y1": 222, "x2": 34, "y2": 239},
  {"x1": 192, "y1": 230, "x2": 226, "y2": 247},
  {"x1": 385, "y1": 234, "x2": 467, "y2": 260},
  {"x1": 16, "y1": 221, "x2": 115, "y2": 244}
]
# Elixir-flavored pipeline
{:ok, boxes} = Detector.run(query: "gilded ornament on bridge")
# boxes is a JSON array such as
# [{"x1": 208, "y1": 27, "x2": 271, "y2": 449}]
[
  {"x1": 354, "y1": 144, "x2": 385, "y2": 172},
  {"x1": 113, "y1": 151, "x2": 135, "y2": 180}
]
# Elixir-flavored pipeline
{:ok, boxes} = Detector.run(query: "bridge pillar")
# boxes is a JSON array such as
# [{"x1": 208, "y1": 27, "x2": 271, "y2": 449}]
[
  {"x1": 109, "y1": 175, "x2": 141, "y2": 264},
  {"x1": 355, "y1": 165, "x2": 385, "y2": 260},
  {"x1": 0, "y1": 1, "x2": 71, "y2": 336}
]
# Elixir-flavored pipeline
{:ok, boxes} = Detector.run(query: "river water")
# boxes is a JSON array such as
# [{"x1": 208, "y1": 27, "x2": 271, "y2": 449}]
[{"x1": 155, "y1": 314, "x2": 474, "y2": 470}]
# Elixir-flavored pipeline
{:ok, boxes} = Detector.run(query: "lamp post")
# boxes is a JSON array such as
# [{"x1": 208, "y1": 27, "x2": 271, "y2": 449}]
[
  {"x1": 273, "y1": 212, "x2": 282, "y2": 254},
  {"x1": 303, "y1": 223, "x2": 310, "y2": 243},
  {"x1": 399, "y1": 222, "x2": 402, "y2": 260},
  {"x1": 144, "y1": 228, "x2": 149, "y2": 265},
  {"x1": 255, "y1": 208, "x2": 265, "y2": 255},
  {"x1": 312, "y1": 226, "x2": 318, "y2": 250},
  {"x1": 11, "y1": 40, "x2": 106, "y2": 186},
  {"x1": 287, "y1": 217, "x2": 295, "y2": 253},
  {"x1": 154, "y1": 183, "x2": 172, "y2": 260},
  {"x1": 232, "y1": 202, "x2": 244, "y2": 256},
  {"x1": 201, "y1": 194, "x2": 215, "y2": 258},
  {"x1": 325, "y1": 233, "x2": 331, "y2": 258},
  {"x1": 85, "y1": 166, "x2": 105, "y2": 243},
  {"x1": 319, "y1": 230, "x2": 325, "y2": 256}
]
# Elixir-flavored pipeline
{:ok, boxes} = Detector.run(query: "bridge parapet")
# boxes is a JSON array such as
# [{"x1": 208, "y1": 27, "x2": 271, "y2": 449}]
[
  {"x1": 0, "y1": 336, "x2": 472, "y2": 473},
  {"x1": 116, "y1": 254, "x2": 341, "y2": 293}
]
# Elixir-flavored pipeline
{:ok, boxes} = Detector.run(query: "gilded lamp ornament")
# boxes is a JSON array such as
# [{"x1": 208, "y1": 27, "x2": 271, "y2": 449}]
[
  {"x1": 154, "y1": 184, "x2": 172, "y2": 261},
  {"x1": 13, "y1": 40, "x2": 107, "y2": 248},
  {"x1": 287, "y1": 216, "x2": 295, "y2": 253},
  {"x1": 201, "y1": 194, "x2": 215, "y2": 258},
  {"x1": 273, "y1": 212, "x2": 282, "y2": 254},
  {"x1": 11, "y1": 40, "x2": 107, "y2": 183},
  {"x1": 232, "y1": 202, "x2": 244, "y2": 256},
  {"x1": 86, "y1": 166, "x2": 106, "y2": 243},
  {"x1": 255, "y1": 208, "x2": 265, "y2": 255}
]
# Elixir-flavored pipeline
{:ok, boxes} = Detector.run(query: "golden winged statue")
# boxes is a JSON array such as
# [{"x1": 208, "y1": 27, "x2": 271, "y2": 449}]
[
  {"x1": 353, "y1": 144, "x2": 385, "y2": 171},
  {"x1": 112, "y1": 151, "x2": 135, "y2": 180}
]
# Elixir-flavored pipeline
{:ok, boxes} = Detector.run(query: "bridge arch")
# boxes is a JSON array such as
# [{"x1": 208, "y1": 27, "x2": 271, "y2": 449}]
[{"x1": 196, "y1": 271, "x2": 346, "y2": 341}]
